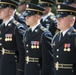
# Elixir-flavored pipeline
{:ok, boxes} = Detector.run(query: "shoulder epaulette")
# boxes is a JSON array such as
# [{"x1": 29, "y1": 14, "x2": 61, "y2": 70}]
[
  {"x1": 73, "y1": 29, "x2": 76, "y2": 32},
  {"x1": 13, "y1": 20, "x2": 20, "y2": 26},
  {"x1": 50, "y1": 15, "x2": 56, "y2": 21},
  {"x1": 16, "y1": 12, "x2": 21, "y2": 16},
  {"x1": 40, "y1": 26, "x2": 48, "y2": 31}
]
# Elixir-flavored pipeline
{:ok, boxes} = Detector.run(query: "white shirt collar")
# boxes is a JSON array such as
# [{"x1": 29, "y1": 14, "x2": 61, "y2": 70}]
[
  {"x1": 41, "y1": 13, "x2": 51, "y2": 22},
  {"x1": 31, "y1": 22, "x2": 40, "y2": 32},
  {"x1": 61, "y1": 28, "x2": 70, "y2": 36},
  {"x1": 3, "y1": 16, "x2": 13, "y2": 26}
]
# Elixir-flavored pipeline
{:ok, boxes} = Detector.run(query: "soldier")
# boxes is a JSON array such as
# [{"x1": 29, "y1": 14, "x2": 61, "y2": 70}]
[
  {"x1": 0, "y1": 0, "x2": 25, "y2": 75},
  {"x1": 39, "y1": 0, "x2": 59, "y2": 36},
  {"x1": 62, "y1": 0, "x2": 76, "y2": 29},
  {"x1": 14, "y1": 0, "x2": 27, "y2": 26},
  {"x1": 18, "y1": 0, "x2": 27, "y2": 16},
  {"x1": 23, "y1": 3, "x2": 54, "y2": 75},
  {"x1": 51, "y1": 4, "x2": 76, "y2": 75}
]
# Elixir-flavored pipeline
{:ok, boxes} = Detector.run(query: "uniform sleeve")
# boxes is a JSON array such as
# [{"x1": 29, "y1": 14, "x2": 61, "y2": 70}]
[
  {"x1": 49, "y1": 20, "x2": 59, "y2": 36},
  {"x1": 41, "y1": 31, "x2": 54, "y2": 75},
  {"x1": 14, "y1": 26, "x2": 25, "y2": 75}
]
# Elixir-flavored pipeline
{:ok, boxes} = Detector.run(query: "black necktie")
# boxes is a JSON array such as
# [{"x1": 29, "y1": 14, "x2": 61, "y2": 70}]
[
  {"x1": 28, "y1": 28, "x2": 32, "y2": 37},
  {"x1": 59, "y1": 32, "x2": 63, "y2": 41}
]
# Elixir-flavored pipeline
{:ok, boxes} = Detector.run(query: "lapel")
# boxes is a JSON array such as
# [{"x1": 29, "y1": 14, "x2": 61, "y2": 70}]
[
  {"x1": 44, "y1": 16, "x2": 50, "y2": 23},
  {"x1": 1, "y1": 19, "x2": 13, "y2": 35},
  {"x1": 26, "y1": 24, "x2": 40, "y2": 43},
  {"x1": 55, "y1": 27, "x2": 74, "y2": 49}
]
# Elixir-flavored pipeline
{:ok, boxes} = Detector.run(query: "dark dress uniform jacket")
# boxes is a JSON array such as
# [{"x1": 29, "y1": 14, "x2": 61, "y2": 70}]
[
  {"x1": 51, "y1": 27, "x2": 76, "y2": 75},
  {"x1": 40, "y1": 15, "x2": 58, "y2": 36},
  {"x1": 23, "y1": 24, "x2": 54, "y2": 75},
  {"x1": 0, "y1": 19, "x2": 25, "y2": 75}
]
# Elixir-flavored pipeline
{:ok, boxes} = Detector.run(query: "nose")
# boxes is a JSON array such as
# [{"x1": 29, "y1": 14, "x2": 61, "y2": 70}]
[{"x1": 26, "y1": 16, "x2": 30, "y2": 19}]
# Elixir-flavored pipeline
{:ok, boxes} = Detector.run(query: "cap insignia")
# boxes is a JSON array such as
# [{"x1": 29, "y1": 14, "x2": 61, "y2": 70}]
[
  {"x1": 26, "y1": 4, "x2": 29, "y2": 8},
  {"x1": 57, "y1": 5, "x2": 61, "y2": 9}
]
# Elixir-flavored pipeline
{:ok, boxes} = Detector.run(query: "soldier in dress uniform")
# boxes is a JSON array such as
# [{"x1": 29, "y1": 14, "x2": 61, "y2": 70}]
[
  {"x1": 63, "y1": 0, "x2": 76, "y2": 29},
  {"x1": 39, "y1": 0, "x2": 59, "y2": 36},
  {"x1": 51, "y1": 4, "x2": 76, "y2": 75},
  {"x1": 14, "y1": 0, "x2": 27, "y2": 26},
  {"x1": 23, "y1": 3, "x2": 54, "y2": 75},
  {"x1": 0, "y1": 0, "x2": 25, "y2": 75}
]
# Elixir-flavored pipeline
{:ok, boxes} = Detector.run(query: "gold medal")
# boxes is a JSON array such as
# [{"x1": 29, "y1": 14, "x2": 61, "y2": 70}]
[
  {"x1": 5, "y1": 38, "x2": 7, "y2": 41},
  {"x1": 67, "y1": 48, "x2": 70, "y2": 52},
  {"x1": 64, "y1": 48, "x2": 67, "y2": 51},
  {"x1": 37, "y1": 45, "x2": 39, "y2": 49},
  {"x1": 34, "y1": 45, "x2": 36, "y2": 48},
  {"x1": 10, "y1": 38, "x2": 12, "y2": 41},
  {"x1": 31, "y1": 45, "x2": 34, "y2": 49}
]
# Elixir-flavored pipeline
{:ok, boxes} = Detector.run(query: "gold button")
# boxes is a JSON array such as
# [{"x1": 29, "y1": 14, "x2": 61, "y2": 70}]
[
  {"x1": 15, "y1": 60, "x2": 17, "y2": 62},
  {"x1": 57, "y1": 49, "x2": 59, "y2": 51},
  {"x1": 26, "y1": 44, "x2": 28, "y2": 47},
  {"x1": 0, "y1": 43, "x2": 2, "y2": 45},
  {"x1": 56, "y1": 55, "x2": 59, "y2": 58},
  {"x1": 26, "y1": 50, "x2": 28, "y2": 53},
  {"x1": 0, "y1": 38, "x2": 2, "y2": 40}
]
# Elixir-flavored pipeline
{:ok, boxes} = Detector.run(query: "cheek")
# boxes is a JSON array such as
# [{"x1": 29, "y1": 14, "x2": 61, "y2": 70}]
[{"x1": 26, "y1": 18, "x2": 31, "y2": 25}]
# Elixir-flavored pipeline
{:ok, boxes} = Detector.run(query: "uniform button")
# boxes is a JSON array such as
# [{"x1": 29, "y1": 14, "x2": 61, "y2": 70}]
[
  {"x1": 0, "y1": 43, "x2": 2, "y2": 46},
  {"x1": 0, "y1": 38, "x2": 2, "y2": 40},
  {"x1": 56, "y1": 61, "x2": 59, "y2": 63},
  {"x1": 26, "y1": 50, "x2": 28, "y2": 53},
  {"x1": 26, "y1": 44, "x2": 28, "y2": 47},
  {"x1": 57, "y1": 49, "x2": 59, "y2": 51},
  {"x1": 72, "y1": 70, "x2": 74, "y2": 72},
  {"x1": 56, "y1": 55, "x2": 59, "y2": 58},
  {"x1": 15, "y1": 60, "x2": 17, "y2": 62},
  {"x1": 15, "y1": 55, "x2": 17, "y2": 58}
]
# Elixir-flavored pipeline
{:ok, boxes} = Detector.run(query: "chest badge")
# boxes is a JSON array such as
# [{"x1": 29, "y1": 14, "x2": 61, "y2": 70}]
[
  {"x1": 31, "y1": 41, "x2": 39, "y2": 49},
  {"x1": 5, "y1": 34, "x2": 12, "y2": 41},
  {"x1": 64, "y1": 43, "x2": 71, "y2": 52}
]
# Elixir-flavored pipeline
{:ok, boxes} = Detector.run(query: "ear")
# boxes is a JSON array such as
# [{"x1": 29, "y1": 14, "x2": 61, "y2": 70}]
[
  {"x1": 36, "y1": 14, "x2": 41, "y2": 20},
  {"x1": 9, "y1": 8, "x2": 14, "y2": 15},
  {"x1": 70, "y1": 17, "x2": 75, "y2": 26}
]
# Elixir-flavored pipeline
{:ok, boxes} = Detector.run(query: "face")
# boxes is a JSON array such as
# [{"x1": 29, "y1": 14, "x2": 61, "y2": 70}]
[
  {"x1": 70, "y1": 3, "x2": 76, "y2": 8},
  {"x1": 57, "y1": 16, "x2": 72, "y2": 31},
  {"x1": 25, "y1": 14, "x2": 37, "y2": 27},
  {"x1": 0, "y1": 7, "x2": 11, "y2": 21},
  {"x1": 43, "y1": 6, "x2": 51, "y2": 15},
  {"x1": 18, "y1": 4, "x2": 26, "y2": 12}
]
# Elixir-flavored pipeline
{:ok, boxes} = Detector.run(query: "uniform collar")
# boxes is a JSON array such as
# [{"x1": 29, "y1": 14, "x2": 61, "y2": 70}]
[
  {"x1": 61, "y1": 28, "x2": 70, "y2": 36},
  {"x1": 31, "y1": 22, "x2": 40, "y2": 32},
  {"x1": 41, "y1": 13, "x2": 51, "y2": 21},
  {"x1": 3, "y1": 16, "x2": 13, "y2": 26}
]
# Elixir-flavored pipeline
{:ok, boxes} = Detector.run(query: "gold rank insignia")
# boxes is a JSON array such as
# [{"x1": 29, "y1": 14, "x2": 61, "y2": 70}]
[
  {"x1": 35, "y1": 29, "x2": 38, "y2": 32},
  {"x1": 13, "y1": 20, "x2": 19, "y2": 26},
  {"x1": 16, "y1": 12, "x2": 21, "y2": 16},
  {"x1": 8, "y1": 23, "x2": 11, "y2": 26},
  {"x1": 31, "y1": 41, "x2": 39, "y2": 49},
  {"x1": 5, "y1": 34, "x2": 12, "y2": 41},
  {"x1": 64, "y1": 43, "x2": 71, "y2": 52},
  {"x1": 67, "y1": 32, "x2": 71, "y2": 35}
]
